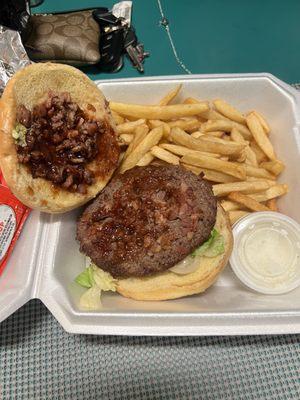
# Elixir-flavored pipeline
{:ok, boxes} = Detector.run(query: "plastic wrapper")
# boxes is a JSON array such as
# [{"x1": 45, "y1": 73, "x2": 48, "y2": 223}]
[
  {"x1": 0, "y1": 173, "x2": 30, "y2": 276},
  {"x1": 0, "y1": 26, "x2": 31, "y2": 95}
]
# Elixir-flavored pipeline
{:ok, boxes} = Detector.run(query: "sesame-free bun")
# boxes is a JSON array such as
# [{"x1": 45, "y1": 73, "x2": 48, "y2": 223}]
[
  {"x1": 116, "y1": 205, "x2": 233, "y2": 301},
  {"x1": 0, "y1": 63, "x2": 119, "y2": 213}
]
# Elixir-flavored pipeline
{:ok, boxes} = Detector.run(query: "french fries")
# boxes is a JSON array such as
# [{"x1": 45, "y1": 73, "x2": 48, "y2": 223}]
[
  {"x1": 116, "y1": 85, "x2": 288, "y2": 225},
  {"x1": 171, "y1": 127, "x2": 245, "y2": 156},
  {"x1": 168, "y1": 118, "x2": 202, "y2": 132},
  {"x1": 228, "y1": 210, "x2": 250, "y2": 225},
  {"x1": 213, "y1": 99, "x2": 246, "y2": 124},
  {"x1": 109, "y1": 102, "x2": 209, "y2": 120},
  {"x1": 158, "y1": 84, "x2": 182, "y2": 106},
  {"x1": 136, "y1": 151, "x2": 154, "y2": 166},
  {"x1": 213, "y1": 180, "x2": 271, "y2": 197},
  {"x1": 111, "y1": 110, "x2": 125, "y2": 125},
  {"x1": 246, "y1": 112, "x2": 276, "y2": 160},
  {"x1": 227, "y1": 191, "x2": 271, "y2": 212},
  {"x1": 260, "y1": 160, "x2": 285, "y2": 176},
  {"x1": 116, "y1": 119, "x2": 146, "y2": 134},
  {"x1": 159, "y1": 143, "x2": 221, "y2": 158},
  {"x1": 248, "y1": 184, "x2": 288, "y2": 202},
  {"x1": 123, "y1": 124, "x2": 149, "y2": 160},
  {"x1": 119, "y1": 126, "x2": 163, "y2": 173},
  {"x1": 182, "y1": 153, "x2": 246, "y2": 179},
  {"x1": 250, "y1": 142, "x2": 267, "y2": 163},
  {"x1": 220, "y1": 200, "x2": 243, "y2": 212},
  {"x1": 266, "y1": 198, "x2": 278, "y2": 211},
  {"x1": 250, "y1": 111, "x2": 270, "y2": 134},
  {"x1": 244, "y1": 164, "x2": 275, "y2": 180},
  {"x1": 119, "y1": 134, "x2": 133, "y2": 145},
  {"x1": 151, "y1": 146, "x2": 180, "y2": 165}
]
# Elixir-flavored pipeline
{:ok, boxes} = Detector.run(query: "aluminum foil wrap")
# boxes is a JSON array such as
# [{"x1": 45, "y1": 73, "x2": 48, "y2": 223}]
[{"x1": 0, "y1": 26, "x2": 31, "y2": 95}]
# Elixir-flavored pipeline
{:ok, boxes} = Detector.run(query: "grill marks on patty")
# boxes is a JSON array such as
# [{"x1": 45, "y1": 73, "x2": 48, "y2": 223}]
[
  {"x1": 77, "y1": 165, "x2": 217, "y2": 278},
  {"x1": 15, "y1": 91, "x2": 108, "y2": 194}
]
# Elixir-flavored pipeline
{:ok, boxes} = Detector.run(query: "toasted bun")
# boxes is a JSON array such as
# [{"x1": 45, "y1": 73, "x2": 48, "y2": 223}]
[
  {"x1": 116, "y1": 204, "x2": 233, "y2": 301},
  {"x1": 0, "y1": 63, "x2": 119, "y2": 213}
]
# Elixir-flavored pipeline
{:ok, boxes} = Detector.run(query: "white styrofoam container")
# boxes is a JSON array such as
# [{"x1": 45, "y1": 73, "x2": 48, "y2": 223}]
[{"x1": 1, "y1": 73, "x2": 300, "y2": 336}]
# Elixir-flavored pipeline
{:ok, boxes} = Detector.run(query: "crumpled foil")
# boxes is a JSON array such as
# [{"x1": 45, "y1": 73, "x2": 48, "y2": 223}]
[
  {"x1": 0, "y1": 26, "x2": 31, "y2": 95},
  {"x1": 112, "y1": 1, "x2": 132, "y2": 26}
]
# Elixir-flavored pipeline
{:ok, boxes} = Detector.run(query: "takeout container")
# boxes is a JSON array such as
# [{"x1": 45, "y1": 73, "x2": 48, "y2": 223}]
[{"x1": 1, "y1": 73, "x2": 300, "y2": 336}]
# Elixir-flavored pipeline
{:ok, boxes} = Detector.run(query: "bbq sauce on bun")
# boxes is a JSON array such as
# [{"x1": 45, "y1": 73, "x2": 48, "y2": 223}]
[{"x1": 0, "y1": 63, "x2": 120, "y2": 213}]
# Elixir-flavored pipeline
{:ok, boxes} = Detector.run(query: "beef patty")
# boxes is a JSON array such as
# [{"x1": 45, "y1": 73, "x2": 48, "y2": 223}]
[{"x1": 77, "y1": 165, "x2": 217, "y2": 278}]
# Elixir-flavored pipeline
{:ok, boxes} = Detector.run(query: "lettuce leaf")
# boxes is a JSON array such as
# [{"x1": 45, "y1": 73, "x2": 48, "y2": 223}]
[
  {"x1": 191, "y1": 229, "x2": 225, "y2": 258},
  {"x1": 12, "y1": 123, "x2": 27, "y2": 147},
  {"x1": 75, "y1": 262, "x2": 117, "y2": 310},
  {"x1": 75, "y1": 266, "x2": 94, "y2": 288},
  {"x1": 79, "y1": 286, "x2": 102, "y2": 310}
]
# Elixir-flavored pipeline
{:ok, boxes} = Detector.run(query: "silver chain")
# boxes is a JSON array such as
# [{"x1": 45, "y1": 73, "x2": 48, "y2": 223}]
[{"x1": 156, "y1": 0, "x2": 192, "y2": 74}]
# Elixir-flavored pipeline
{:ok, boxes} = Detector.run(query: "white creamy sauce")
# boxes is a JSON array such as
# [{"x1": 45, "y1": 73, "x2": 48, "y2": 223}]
[{"x1": 237, "y1": 222, "x2": 300, "y2": 289}]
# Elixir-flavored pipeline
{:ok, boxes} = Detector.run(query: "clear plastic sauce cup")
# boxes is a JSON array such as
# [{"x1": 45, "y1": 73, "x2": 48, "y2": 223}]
[{"x1": 229, "y1": 212, "x2": 300, "y2": 294}]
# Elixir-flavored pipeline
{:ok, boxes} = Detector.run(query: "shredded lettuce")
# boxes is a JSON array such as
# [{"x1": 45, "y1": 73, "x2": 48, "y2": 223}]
[
  {"x1": 191, "y1": 229, "x2": 225, "y2": 258},
  {"x1": 75, "y1": 266, "x2": 94, "y2": 288},
  {"x1": 12, "y1": 123, "x2": 27, "y2": 147},
  {"x1": 79, "y1": 286, "x2": 102, "y2": 310},
  {"x1": 75, "y1": 261, "x2": 117, "y2": 310}
]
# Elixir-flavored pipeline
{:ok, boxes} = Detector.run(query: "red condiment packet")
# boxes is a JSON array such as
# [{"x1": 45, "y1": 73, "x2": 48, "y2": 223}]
[{"x1": 0, "y1": 171, "x2": 30, "y2": 275}]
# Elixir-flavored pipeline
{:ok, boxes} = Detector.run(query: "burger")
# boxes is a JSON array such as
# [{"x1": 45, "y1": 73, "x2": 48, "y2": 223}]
[
  {"x1": 0, "y1": 63, "x2": 120, "y2": 213},
  {"x1": 76, "y1": 164, "x2": 233, "y2": 304}
]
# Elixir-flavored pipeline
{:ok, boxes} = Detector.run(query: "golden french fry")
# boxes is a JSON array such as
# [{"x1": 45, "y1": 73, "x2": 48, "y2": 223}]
[
  {"x1": 228, "y1": 210, "x2": 250, "y2": 225},
  {"x1": 260, "y1": 160, "x2": 285, "y2": 176},
  {"x1": 266, "y1": 198, "x2": 278, "y2": 211},
  {"x1": 232, "y1": 129, "x2": 259, "y2": 166},
  {"x1": 119, "y1": 134, "x2": 133, "y2": 145},
  {"x1": 248, "y1": 184, "x2": 288, "y2": 202},
  {"x1": 151, "y1": 145, "x2": 180, "y2": 165},
  {"x1": 109, "y1": 102, "x2": 209, "y2": 120},
  {"x1": 136, "y1": 151, "x2": 154, "y2": 166},
  {"x1": 183, "y1": 97, "x2": 201, "y2": 104},
  {"x1": 250, "y1": 111, "x2": 270, "y2": 134},
  {"x1": 168, "y1": 118, "x2": 202, "y2": 132},
  {"x1": 213, "y1": 180, "x2": 271, "y2": 197},
  {"x1": 159, "y1": 143, "x2": 220, "y2": 158},
  {"x1": 232, "y1": 122, "x2": 252, "y2": 140},
  {"x1": 213, "y1": 99, "x2": 246, "y2": 124},
  {"x1": 220, "y1": 200, "x2": 243, "y2": 212},
  {"x1": 200, "y1": 109, "x2": 230, "y2": 121},
  {"x1": 205, "y1": 131, "x2": 224, "y2": 137},
  {"x1": 120, "y1": 126, "x2": 163, "y2": 173},
  {"x1": 244, "y1": 146, "x2": 258, "y2": 166},
  {"x1": 181, "y1": 163, "x2": 238, "y2": 182},
  {"x1": 246, "y1": 112, "x2": 276, "y2": 160},
  {"x1": 191, "y1": 131, "x2": 204, "y2": 138},
  {"x1": 244, "y1": 164, "x2": 275, "y2": 179},
  {"x1": 246, "y1": 177, "x2": 276, "y2": 186},
  {"x1": 227, "y1": 191, "x2": 271, "y2": 212},
  {"x1": 201, "y1": 119, "x2": 252, "y2": 139},
  {"x1": 148, "y1": 120, "x2": 171, "y2": 138},
  {"x1": 181, "y1": 163, "x2": 202, "y2": 175},
  {"x1": 181, "y1": 153, "x2": 246, "y2": 179},
  {"x1": 231, "y1": 127, "x2": 247, "y2": 143},
  {"x1": 171, "y1": 127, "x2": 245, "y2": 156},
  {"x1": 116, "y1": 119, "x2": 146, "y2": 134},
  {"x1": 123, "y1": 124, "x2": 149, "y2": 160},
  {"x1": 201, "y1": 119, "x2": 233, "y2": 133},
  {"x1": 234, "y1": 149, "x2": 247, "y2": 163},
  {"x1": 158, "y1": 84, "x2": 182, "y2": 105},
  {"x1": 111, "y1": 110, "x2": 125, "y2": 125},
  {"x1": 219, "y1": 156, "x2": 229, "y2": 161},
  {"x1": 250, "y1": 141, "x2": 267, "y2": 163}
]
